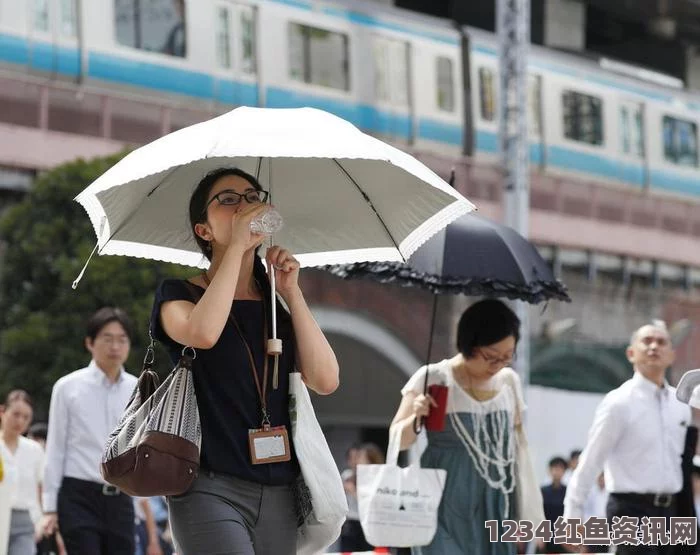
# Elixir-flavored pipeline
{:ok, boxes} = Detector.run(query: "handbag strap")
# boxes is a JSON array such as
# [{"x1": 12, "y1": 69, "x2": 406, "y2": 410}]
[
  {"x1": 386, "y1": 425, "x2": 402, "y2": 467},
  {"x1": 138, "y1": 329, "x2": 160, "y2": 402},
  {"x1": 139, "y1": 280, "x2": 204, "y2": 402}
]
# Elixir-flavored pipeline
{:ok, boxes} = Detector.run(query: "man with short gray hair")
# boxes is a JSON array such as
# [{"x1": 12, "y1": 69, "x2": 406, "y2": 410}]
[{"x1": 564, "y1": 322, "x2": 691, "y2": 554}]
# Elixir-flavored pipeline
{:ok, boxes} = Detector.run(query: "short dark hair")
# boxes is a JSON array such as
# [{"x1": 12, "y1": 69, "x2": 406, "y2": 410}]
[
  {"x1": 188, "y1": 167, "x2": 263, "y2": 261},
  {"x1": 549, "y1": 456, "x2": 568, "y2": 469},
  {"x1": 85, "y1": 307, "x2": 133, "y2": 341},
  {"x1": 28, "y1": 422, "x2": 48, "y2": 440},
  {"x1": 570, "y1": 449, "x2": 582, "y2": 460},
  {"x1": 456, "y1": 300, "x2": 520, "y2": 358}
]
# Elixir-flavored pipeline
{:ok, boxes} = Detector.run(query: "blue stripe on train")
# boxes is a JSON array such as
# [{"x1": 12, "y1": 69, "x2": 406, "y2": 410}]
[
  {"x1": 476, "y1": 130, "x2": 647, "y2": 186},
  {"x1": 1, "y1": 33, "x2": 696, "y2": 192}
]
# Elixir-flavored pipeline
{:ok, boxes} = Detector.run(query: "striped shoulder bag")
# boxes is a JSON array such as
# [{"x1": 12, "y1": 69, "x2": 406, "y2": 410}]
[{"x1": 100, "y1": 285, "x2": 202, "y2": 496}]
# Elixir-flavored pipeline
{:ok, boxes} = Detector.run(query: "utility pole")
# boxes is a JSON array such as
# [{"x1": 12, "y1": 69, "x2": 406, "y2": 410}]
[{"x1": 497, "y1": 0, "x2": 531, "y2": 397}]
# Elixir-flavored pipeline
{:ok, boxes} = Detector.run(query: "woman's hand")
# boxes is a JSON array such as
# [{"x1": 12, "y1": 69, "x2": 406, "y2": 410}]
[
  {"x1": 229, "y1": 203, "x2": 269, "y2": 252},
  {"x1": 147, "y1": 540, "x2": 164, "y2": 555},
  {"x1": 412, "y1": 393, "x2": 437, "y2": 418},
  {"x1": 265, "y1": 245, "x2": 300, "y2": 301}
]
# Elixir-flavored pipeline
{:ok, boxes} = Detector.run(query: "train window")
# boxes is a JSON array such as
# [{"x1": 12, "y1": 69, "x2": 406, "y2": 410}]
[
  {"x1": 32, "y1": 0, "x2": 50, "y2": 32},
  {"x1": 436, "y1": 57, "x2": 455, "y2": 112},
  {"x1": 31, "y1": 0, "x2": 77, "y2": 36},
  {"x1": 373, "y1": 37, "x2": 408, "y2": 106},
  {"x1": 374, "y1": 40, "x2": 390, "y2": 102},
  {"x1": 528, "y1": 75, "x2": 542, "y2": 137},
  {"x1": 215, "y1": 4, "x2": 256, "y2": 73},
  {"x1": 663, "y1": 115, "x2": 698, "y2": 167},
  {"x1": 114, "y1": 0, "x2": 187, "y2": 58},
  {"x1": 562, "y1": 90, "x2": 603, "y2": 145},
  {"x1": 620, "y1": 104, "x2": 644, "y2": 158},
  {"x1": 478, "y1": 67, "x2": 495, "y2": 121},
  {"x1": 620, "y1": 108, "x2": 630, "y2": 154},
  {"x1": 216, "y1": 7, "x2": 232, "y2": 68},
  {"x1": 288, "y1": 23, "x2": 350, "y2": 91},
  {"x1": 60, "y1": 0, "x2": 77, "y2": 37},
  {"x1": 239, "y1": 6, "x2": 256, "y2": 74}
]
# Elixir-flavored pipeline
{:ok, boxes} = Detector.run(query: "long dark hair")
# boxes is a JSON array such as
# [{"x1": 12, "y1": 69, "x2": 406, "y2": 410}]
[
  {"x1": 189, "y1": 167, "x2": 264, "y2": 261},
  {"x1": 189, "y1": 167, "x2": 289, "y2": 325}
]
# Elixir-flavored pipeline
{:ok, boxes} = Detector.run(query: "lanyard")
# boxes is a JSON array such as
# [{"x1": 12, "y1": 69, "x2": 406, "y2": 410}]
[{"x1": 202, "y1": 273, "x2": 271, "y2": 427}]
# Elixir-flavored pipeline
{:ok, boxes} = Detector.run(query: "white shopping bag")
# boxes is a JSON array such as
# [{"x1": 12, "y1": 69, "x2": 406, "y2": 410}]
[
  {"x1": 356, "y1": 429, "x2": 447, "y2": 547},
  {"x1": 289, "y1": 372, "x2": 348, "y2": 555}
]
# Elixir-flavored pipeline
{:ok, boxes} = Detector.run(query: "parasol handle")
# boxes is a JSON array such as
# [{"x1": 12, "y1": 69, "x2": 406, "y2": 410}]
[
  {"x1": 269, "y1": 263, "x2": 278, "y2": 340},
  {"x1": 267, "y1": 259, "x2": 282, "y2": 389},
  {"x1": 413, "y1": 293, "x2": 439, "y2": 435}
]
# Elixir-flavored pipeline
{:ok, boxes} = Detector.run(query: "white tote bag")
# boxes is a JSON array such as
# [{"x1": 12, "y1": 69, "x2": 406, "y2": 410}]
[
  {"x1": 356, "y1": 429, "x2": 447, "y2": 547},
  {"x1": 289, "y1": 372, "x2": 348, "y2": 555}
]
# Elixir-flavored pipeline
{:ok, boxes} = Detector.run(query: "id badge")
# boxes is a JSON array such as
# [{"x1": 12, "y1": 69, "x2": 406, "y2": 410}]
[{"x1": 248, "y1": 425, "x2": 291, "y2": 465}]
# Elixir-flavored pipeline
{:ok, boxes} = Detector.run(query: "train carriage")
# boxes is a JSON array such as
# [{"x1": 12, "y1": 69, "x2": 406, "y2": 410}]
[{"x1": 1, "y1": 0, "x2": 700, "y2": 199}]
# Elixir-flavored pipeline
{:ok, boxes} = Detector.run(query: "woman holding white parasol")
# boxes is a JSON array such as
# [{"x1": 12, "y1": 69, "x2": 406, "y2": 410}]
[
  {"x1": 74, "y1": 106, "x2": 475, "y2": 554},
  {"x1": 151, "y1": 167, "x2": 339, "y2": 554}
]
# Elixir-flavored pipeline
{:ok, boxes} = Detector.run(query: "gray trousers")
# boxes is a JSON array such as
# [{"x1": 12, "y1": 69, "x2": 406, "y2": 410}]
[
  {"x1": 168, "y1": 471, "x2": 297, "y2": 555},
  {"x1": 8, "y1": 509, "x2": 35, "y2": 555}
]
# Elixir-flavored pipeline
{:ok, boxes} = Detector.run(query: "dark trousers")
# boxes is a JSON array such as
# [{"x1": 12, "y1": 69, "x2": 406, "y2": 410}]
[
  {"x1": 57, "y1": 477, "x2": 135, "y2": 555},
  {"x1": 607, "y1": 493, "x2": 677, "y2": 555},
  {"x1": 339, "y1": 519, "x2": 373, "y2": 552}
]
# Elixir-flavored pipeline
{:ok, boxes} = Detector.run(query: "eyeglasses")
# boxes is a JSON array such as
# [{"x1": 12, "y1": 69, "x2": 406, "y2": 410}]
[
  {"x1": 204, "y1": 189, "x2": 269, "y2": 214},
  {"x1": 96, "y1": 334, "x2": 130, "y2": 346},
  {"x1": 477, "y1": 348, "x2": 514, "y2": 367}
]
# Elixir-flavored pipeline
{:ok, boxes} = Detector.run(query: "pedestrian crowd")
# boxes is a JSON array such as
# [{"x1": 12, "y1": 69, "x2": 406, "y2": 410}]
[{"x1": 0, "y1": 167, "x2": 695, "y2": 555}]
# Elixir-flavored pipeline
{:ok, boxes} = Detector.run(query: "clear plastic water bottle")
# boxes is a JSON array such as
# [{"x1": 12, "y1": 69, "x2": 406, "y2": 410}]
[{"x1": 250, "y1": 208, "x2": 284, "y2": 235}]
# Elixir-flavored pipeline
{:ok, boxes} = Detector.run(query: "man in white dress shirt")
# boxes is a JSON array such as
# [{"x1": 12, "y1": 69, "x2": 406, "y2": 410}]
[
  {"x1": 564, "y1": 322, "x2": 691, "y2": 554},
  {"x1": 41, "y1": 307, "x2": 137, "y2": 555}
]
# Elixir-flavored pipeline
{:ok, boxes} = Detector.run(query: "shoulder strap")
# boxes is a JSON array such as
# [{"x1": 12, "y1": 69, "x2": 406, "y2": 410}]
[{"x1": 139, "y1": 279, "x2": 204, "y2": 402}]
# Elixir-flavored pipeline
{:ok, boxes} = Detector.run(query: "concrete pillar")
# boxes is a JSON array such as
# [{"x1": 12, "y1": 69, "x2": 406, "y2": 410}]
[
  {"x1": 685, "y1": 45, "x2": 700, "y2": 92},
  {"x1": 587, "y1": 251, "x2": 597, "y2": 283},
  {"x1": 160, "y1": 106, "x2": 171, "y2": 136},
  {"x1": 100, "y1": 96, "x2": 112, "y2": 139},
  {"x1": 38, "y1": 86, "x2": 49, "y2": 130},
  {"x1": 543, "y1": 0, "x2": 586, "y2": 51}
]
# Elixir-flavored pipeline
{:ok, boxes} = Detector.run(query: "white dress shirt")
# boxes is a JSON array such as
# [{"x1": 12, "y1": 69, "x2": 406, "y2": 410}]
[
  {"x1": 583, "y1": 484, "x2": 609, "y2": 520},
  {"x1": 43, "y1": 361, "x2": 137, "y2": 512},
  {"x1": 564, "y1": 371, "x2": 690, "y2": 520},
  {"x1": 0, "y1": 436, "x2": 44, "y2": 523}
]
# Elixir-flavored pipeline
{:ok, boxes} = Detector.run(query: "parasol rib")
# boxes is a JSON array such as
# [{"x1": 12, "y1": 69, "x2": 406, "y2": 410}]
[{"x1": 332, "y1": 159, "x2": 405, "y2": 263}]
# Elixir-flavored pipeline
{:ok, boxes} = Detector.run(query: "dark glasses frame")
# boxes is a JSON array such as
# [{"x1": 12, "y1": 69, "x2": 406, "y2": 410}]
[{"x1": 203, "y1": 188, "x2": 270, "y2": 215}]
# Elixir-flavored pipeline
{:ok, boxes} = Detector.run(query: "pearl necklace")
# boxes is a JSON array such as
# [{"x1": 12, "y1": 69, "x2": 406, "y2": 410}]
[{"x1": 447, "y1": 369, "x2": 517, "y2": 518}]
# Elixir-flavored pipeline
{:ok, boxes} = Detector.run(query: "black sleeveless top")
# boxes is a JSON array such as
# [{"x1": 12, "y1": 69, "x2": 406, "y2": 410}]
[{"x1": 150, "y1": 278, "x2": 299, "y2": 485}]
